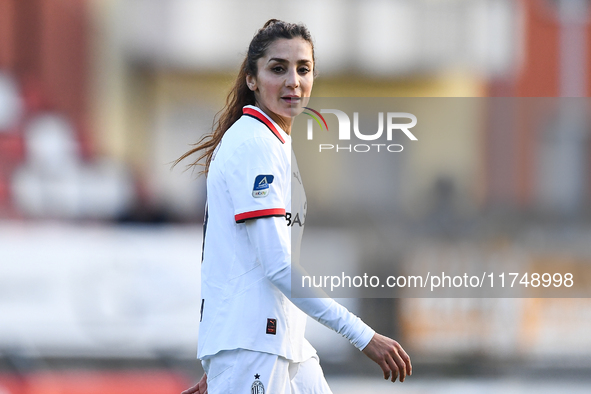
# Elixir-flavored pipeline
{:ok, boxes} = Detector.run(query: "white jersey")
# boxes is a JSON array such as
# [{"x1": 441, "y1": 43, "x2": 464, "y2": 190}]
[{"x1": 198, "y1": 105, "x2": 374, "y2": 362}]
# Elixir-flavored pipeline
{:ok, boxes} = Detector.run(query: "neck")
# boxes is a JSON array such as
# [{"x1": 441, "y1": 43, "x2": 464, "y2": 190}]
[{"x1": 254, "y1": 102, "x2": 292, "y2": 135}]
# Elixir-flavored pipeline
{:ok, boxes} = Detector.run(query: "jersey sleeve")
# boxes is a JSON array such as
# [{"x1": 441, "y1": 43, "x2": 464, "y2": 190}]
[
  {"x1": 245, "y1": 216, "x2": 376, "y2": 350},
  {"x1": 224, "y1": 137, "x2": 288, "y2": 223}
]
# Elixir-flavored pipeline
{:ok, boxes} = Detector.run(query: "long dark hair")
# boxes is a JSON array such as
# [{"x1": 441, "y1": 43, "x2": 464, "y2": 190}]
[{"x1": 174, "y1": 19, "x2": 316, "y2": 174}]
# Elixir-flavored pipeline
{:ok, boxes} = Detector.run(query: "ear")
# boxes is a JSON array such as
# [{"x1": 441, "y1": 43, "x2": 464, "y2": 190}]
[{"x1": 246, "y1": 74, "x2": 257, "y2": 91}]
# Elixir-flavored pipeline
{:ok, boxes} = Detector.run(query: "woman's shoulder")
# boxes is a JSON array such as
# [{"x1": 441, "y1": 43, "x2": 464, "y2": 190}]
[
  {"x1": 210, "y1": 131, "x2": 285, "y2": 177},
  {"x1": 221, "y1": 115, "x2": 286, "y2": 155}
]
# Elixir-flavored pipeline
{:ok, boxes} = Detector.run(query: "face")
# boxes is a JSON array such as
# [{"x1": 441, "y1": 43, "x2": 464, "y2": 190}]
[{"x1": 246, "y1": 38, "x2": 314, "y2": 134}]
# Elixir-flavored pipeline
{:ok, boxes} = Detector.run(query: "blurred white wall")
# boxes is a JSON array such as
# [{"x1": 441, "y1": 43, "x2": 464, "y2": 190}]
[
  {"x1": 118, "y1": 0, "x2": 520, "y2": 77},
  {"x1": 0, "y1": 223, "x2": 201, "y2": 358}
]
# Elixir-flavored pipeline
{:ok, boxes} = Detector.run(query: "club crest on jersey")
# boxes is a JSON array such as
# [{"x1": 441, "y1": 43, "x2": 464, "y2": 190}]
[
  {"x1": 251, "y1": 374, "x2": 265, "y2": 394},
  {"x1": 252, "y1": 175, "x2": 274, "y2": 198}
]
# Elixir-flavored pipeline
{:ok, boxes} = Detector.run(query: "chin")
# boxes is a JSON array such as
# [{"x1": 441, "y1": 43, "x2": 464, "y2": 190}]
[
  {"x1": 273, "y1": 107, "x2": 295, "y2": 120},
  {"x1": 280, "y1": 103, "x2": 305, "y2": 118},
  {"x1": 289, "y1": 106, "x2": 305, "y2": 117}
]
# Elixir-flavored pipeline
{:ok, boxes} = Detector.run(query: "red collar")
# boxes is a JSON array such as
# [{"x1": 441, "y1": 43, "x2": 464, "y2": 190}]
[{"x1": 242, "y1": 107, "x2": 285, "y2": 144}]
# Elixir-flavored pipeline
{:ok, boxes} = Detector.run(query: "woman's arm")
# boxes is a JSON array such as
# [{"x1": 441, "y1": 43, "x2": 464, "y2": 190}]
[
  {"x1": 245, "y1": 216, "x2": 374, "y2": 349},
  {"x1": 245, "y1": 216, "x2": 412, "y2": 382}
]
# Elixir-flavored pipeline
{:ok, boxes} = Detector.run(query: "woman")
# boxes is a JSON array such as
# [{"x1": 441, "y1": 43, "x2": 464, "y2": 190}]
[{"x1": 179, "y1": 19, "x2": 411, "y2": 394}]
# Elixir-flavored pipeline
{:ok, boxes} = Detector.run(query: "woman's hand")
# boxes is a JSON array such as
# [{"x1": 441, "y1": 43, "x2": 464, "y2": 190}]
[
  {"x1": 362, "y1": 333, "x2": 412, "y2": 382},
  {"x1": 181, "y1": 373, "x2": 207, "y2": 394}
]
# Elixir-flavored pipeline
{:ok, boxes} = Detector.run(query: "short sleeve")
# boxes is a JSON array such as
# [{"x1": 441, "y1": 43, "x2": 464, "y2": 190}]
[{"x1": 225, "y1": 137, "x2": 289, "y2": 223}]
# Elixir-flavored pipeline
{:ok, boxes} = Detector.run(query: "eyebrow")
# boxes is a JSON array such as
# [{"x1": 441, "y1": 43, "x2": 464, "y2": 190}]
[{"x1": 267, "y1": 57, "x2": 313, "y2": 64}]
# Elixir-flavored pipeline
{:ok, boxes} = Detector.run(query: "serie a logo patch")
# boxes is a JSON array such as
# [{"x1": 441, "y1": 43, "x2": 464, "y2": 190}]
[{"x1": 252, "y1": 175, "x2": 274, "y2": 198}]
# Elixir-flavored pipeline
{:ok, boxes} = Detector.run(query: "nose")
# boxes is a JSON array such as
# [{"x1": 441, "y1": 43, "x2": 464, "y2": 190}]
[{"x1": 285, "y1": 68, "x2": 300, "y2": 88}]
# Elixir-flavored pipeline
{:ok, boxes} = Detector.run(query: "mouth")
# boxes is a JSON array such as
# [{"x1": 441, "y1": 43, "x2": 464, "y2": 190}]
[{"x1": 281, "y1": 96, "x2": 301, "y2": 104}]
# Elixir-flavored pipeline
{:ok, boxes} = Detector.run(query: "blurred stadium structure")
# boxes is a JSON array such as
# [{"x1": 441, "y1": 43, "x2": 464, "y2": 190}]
[{"x1": 1, "y1": 0, "x2": 591, "y2": 393}]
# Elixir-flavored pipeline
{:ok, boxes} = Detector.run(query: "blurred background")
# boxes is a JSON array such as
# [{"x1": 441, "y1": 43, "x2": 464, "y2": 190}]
[{"x1": 1, "y1": 0, "x2": 591, "y2": 392}]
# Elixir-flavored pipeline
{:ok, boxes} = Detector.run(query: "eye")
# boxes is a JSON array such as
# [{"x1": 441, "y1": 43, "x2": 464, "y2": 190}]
[
  {"x1": 272, "y1": 65, "x2": 285, "y2": 73},
  {"x1": 299, "y1": 67, "x2": 311, "y2": 74}
]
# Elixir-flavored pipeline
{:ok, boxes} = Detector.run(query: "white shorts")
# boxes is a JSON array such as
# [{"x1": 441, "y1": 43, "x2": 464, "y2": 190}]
[{"x1": 201, "y1": 349, "x2": 333, "y2": 394}]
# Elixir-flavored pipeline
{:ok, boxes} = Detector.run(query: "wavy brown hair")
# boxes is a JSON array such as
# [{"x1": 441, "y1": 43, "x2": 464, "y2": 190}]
[{"x1": 173, "y1": 19, "x2": 316, "y2": 175}]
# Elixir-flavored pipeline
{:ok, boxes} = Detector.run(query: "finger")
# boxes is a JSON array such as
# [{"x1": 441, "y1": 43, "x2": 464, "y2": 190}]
[
  {"x1": 389, "y1": 346, "x2": 406, "y2": 382},
  {"x1": 391, "y1": 352, "x2": 406, "y2": 382},
  {"x1": 183, "y1": 374, "x2": 207, "y2": 394},
  {"x1": 378, "y1": 360, "x2": 390, "y2": 380},
  {"x1": 385, "y1": 354, "x2": 400, "y2": 383},
  {"x1": 393, "y1": 341, "x2": 412, "y2": 378},
  {"x1": 399, "y1": 347, "x2": 412, "y2": 376},
  {"x1": 180, "y1": 386, "x2": 195, "y2": 394},
  {"x1": 181, "y1": 383, "x2": 200, "y2": 394}
]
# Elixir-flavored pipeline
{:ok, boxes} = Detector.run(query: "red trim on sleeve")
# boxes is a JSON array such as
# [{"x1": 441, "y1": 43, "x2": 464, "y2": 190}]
[
  {"x1": 235, "y1": 208, "x2": 286, "y2": 223},
  {"x1": 243, "y1": 107, "x2": 286, "y2": 144}
]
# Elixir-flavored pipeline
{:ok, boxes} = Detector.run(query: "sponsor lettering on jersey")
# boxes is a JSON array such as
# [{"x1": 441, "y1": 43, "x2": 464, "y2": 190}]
[
  {"x1": 285, "y1": 212, "x2": 305, "y2": 227},
  {"x1": 252, "y1": 174, "x2": 275, "y2": 198},
  {"x1": 286, "y1": 202, "x2": 306, "y2": 227}
]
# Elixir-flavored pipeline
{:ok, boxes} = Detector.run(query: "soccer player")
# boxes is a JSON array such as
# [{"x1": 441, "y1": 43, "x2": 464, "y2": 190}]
[{"x1": 178, "y1": 19, "x2": 411, "y2": 394}]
